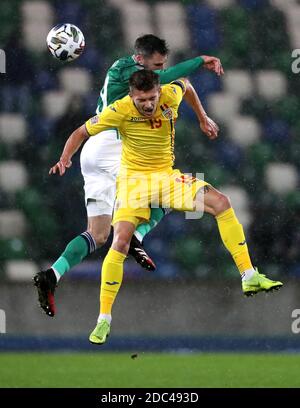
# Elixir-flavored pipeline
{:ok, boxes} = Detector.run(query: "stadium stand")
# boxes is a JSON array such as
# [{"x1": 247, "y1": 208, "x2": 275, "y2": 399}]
[{"x1": 0, "y1": 0, "x2": 298, "y2": 282}]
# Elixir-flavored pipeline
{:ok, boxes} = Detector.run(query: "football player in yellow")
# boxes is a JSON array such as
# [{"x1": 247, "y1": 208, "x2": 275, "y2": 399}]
[{"x1": 51, "y1": 70, "x2": 283, "y2": 345}]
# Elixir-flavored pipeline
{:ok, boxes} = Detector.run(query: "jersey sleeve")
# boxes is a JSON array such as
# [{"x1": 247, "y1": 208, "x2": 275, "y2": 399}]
[
  {"x1": 155, "y1": 57, "x2": 204, "y2": 84},
  {"x1": 170, "y1": 79, "x2": 187, "y2": 95},
  {"x1": 165, "y1": 79, "x2": 186, "y2": 107},
  {"x1": 85, "y1": 101, "x2": 125, "y2": 136}
]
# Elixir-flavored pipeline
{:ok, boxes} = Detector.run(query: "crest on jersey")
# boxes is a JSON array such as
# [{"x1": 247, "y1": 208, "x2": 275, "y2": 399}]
[{"x1": 90, "y1": 115, "x2": 99, "y2": 124}]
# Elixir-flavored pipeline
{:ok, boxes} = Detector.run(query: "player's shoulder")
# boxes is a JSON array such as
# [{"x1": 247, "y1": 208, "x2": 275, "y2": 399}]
[
  {"x1": 161, "y1": 80, "x2": 186, "y2": 103},
  {"x1": 109, "y1": 95, "x2": 132, "y2": 115},
  {"x1": 163, "y1": 79, "x2": 186, "y2": 95},
  {"x1": 109, "y1": 55, "x2": 138, "y2": 78}
]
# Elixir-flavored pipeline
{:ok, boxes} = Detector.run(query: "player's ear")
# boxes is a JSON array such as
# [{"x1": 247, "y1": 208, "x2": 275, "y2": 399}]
[{"x1": 135, "y1": 54, "x2": 143, "y2": 65}]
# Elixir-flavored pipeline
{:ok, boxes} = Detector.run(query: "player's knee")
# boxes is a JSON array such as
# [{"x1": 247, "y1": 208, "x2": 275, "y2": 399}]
[
  {"x1": 112, "y1": 234, "x2": 130, "y2": 254},
  {"x1": 92, "y1": 231, "x2": 109, "y2": 247},
  {"x1": 213, "y1": 193, "x2": 231, "y2": 215}
]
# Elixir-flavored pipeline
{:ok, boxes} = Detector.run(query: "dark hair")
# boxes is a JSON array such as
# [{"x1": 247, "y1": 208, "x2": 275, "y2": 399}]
[
  {"x1": 134, "y1": 34, "x2": 169, "y2": 57},
  {"x1": 129, "y1": 70, "x2": 160, "y2": 92}
]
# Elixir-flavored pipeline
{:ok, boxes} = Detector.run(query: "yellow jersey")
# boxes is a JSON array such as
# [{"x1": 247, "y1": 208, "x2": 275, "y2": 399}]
[{"x1": 85, "y1": 80, "x2": 186, "y2": 173}]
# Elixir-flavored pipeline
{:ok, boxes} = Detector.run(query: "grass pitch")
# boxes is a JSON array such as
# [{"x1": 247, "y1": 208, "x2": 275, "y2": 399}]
[{"x1": 0, "y1": 352, "x2": 299, "y2": 388}]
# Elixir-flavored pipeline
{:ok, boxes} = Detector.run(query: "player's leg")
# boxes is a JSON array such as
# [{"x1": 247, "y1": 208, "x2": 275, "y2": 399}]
[
  {"x1": 133, "y1": 208, "x2": 167, "y2": 242},
  {"x1": 33, "y1": 206, "x2": 112, "y2": 317},
  {"x1": 195, "y1": 185, "x2": 283, "y2": 295},
  {"x1": 129, "y1": 207, "x2": 169, "y2": 271},
  {"x1": 89, "y1": 220, "x2": 137, "y2": 345},
  {"x1": 33, "y1": 162, "x2": 116, "y2": 317},
  {"x1": 52, "y1": 213, "x2": 111, "y2": 281}
]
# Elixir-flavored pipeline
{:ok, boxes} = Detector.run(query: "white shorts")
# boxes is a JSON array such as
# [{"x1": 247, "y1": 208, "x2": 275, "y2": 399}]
[
  {"x1": 83, "y1": 172, "x2": 117, "y2": 216},
  {"x1": 80, "y1": 129, "x2": 121, "y2": 217}
]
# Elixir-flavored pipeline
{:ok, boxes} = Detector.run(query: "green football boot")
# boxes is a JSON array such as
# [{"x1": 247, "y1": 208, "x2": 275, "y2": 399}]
[
  {"x1": 89, "y1": 319, "x2": 111, "y2": 345},
  {"x1": 242, "y1": 269, "x2": 283, "y2": 297}
]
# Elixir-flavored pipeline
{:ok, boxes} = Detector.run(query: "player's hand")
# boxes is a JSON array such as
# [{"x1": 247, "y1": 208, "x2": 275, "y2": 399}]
[
  {"x1": 201, "y1": 55, "x2": 224, "y2": 76},
  {"x1": 200, "y1": 116, "x2": 219, "y2": 140},
  {"x1": 49, "y1": 157, "x2": 72, "y2": 176}
]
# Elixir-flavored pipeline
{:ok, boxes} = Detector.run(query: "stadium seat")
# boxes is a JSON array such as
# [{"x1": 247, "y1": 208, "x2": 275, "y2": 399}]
[
  {"x1": 288, "y1": 25, "x2": 300, "y2": 50},
  {"x1": 285, "y1": 3, "x2": 300, "y2": 26},
  {"x1": 187, "y1": 5, "x2": 221, "y2": 52},
  {"x1": 0, "y1": 161, "x2": 28, "y2": 193},
  {"x1": 262, "y1": 118, "x2": 290, "y2": 144},
  {"x1": 206, "y1": 0, "x2": 235, "y2": 9},
  {"x1": 271, "y1": 0, "x2": 297, "y2": 11},
  {"x1": 22, "y1": 1, "x2": 54, "y2": 51},
  {"x1": 108, "y1": 0, "x2": 133, "y2": 5},
  {"x1": 154, "y1": 2, "x2": 189, "y2": 52},
  {"x1": 23, "y1": 21, "x2": 53, "y2": 52},
  {"x1": 248, "y1": 143, "x2": 275, "y2": 172},
  {"x1": 219, "y1": 185, "x2": 249, "y2": 210},
  {"x1": 33, "y1": 70, "x2": 57, "y2": 93},
  {"x1": 223, "y1": 70, "x2": 253, "y2": 98},
  {"x1": 0, "y1": 238, "x2": 27, "y2": 261},
  {"x1": 119, "y1": 2, "x2": 152, "y2": 47},
  {"x1": 215, "y1": 139, "x2": 244, "y2": 171},
  {"x1": 5, "y1": 260, "x2": 39, "y2": 281},
  {"x1": 218, "y1": 185, "x2": 252, "y2": 228},
  {"x1": 265, "y1": 162, "x2": 298, "y2": 194},
  {"x1": 190, "y1": 71, "x2": 222, "y2": 98},
  {"x1": 0, "y1": 210, "x2": 27, "y2": 238},
  {"x1": 55, "y1": 1, "x2": 85, "y2": 27},
  {"x1": 42, "y1": 90, "x2": 70, "y2": 119},
  {"x1": 220, "y1": 7, "x2": 250, "y2": 63},
  {"x1": 255, "y1": 70, "x2": 287, "y2": 100},
  {"x1": 59, "y1": 68, "x2": 92, "y2": 96},
  {"x1": 0, "y1": 114, "x2": 27, "y2": 144},
  {"x1": 21, "y1": 0, "x2": 54, "y2": 22},
  {"x1": 239, "y1": 0, "x2": 269, "y2": 9},
  {"x1": 227, "y1": 115, "x2": 260, "y2": 148},
  {"x1": 207, "y1": 93, "x2": 239, "y2": 124},
  {"x1": 0, "y1": 1, "x2": 21, "y2": 44}
]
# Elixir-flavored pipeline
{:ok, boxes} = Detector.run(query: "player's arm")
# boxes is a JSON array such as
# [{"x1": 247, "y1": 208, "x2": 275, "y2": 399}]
[
  {"x1": 50, "y1": 103, "x2": 125, "y2": 176},
  {"x1": 155, "y1": 55, "x2": 224, "y2": 85},
  {"x1": 183, "y1": 78, "x2": 219, "y2": 140},
  {"x1": 49, "y1": 124, "x2": 89, "y2": 176}
]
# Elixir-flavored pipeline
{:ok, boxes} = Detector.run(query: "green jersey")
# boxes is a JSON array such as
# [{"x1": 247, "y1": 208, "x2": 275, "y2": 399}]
[{"x1": 96, "y1": 55, "x2": 204, "y2": 113}]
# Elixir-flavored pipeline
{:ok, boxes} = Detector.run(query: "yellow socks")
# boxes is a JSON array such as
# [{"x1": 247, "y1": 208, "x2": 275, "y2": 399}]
[
  {"x1": 100, "y1": 248, "x2": 126, "y2": 315},
  {"x1": 216, "y1": 207, "x2": 253, "y2": 275}
]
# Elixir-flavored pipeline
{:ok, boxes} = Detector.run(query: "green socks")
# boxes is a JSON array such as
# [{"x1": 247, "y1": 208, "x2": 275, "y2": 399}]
[
  {"x1": 134, "y1": 208, "x2": 166, "y2": 242},
  {"x1": 52, "y1": 209, "x2": 167, "y2": 280},
  {"x1": 52, "y1": 232, "x2": 96, "y2": 278}
]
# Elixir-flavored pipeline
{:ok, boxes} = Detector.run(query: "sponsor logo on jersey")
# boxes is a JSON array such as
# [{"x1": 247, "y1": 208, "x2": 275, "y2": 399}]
[
  {"x1": 175, "y1": 175, "x2": 197, "y2": 186},
  {"x1": 130, "y1": 116, "x2": 147, "y2": 122}
]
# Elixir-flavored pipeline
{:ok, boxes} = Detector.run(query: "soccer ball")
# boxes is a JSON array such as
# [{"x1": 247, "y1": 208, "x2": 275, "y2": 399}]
[{"x1": 46, "y1": 23, "x2": 85, "y2": 61}]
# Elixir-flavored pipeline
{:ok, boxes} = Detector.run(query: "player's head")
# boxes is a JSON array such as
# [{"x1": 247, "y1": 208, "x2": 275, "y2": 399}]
[
  {"x1": 129, "y1": 70, "x2": 161, "y2": 118},
  {"x1": 134, "y1": 34, "x2": 169, "y2": 70}
]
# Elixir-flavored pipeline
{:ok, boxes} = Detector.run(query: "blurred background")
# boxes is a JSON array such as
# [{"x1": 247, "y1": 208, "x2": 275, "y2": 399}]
[{"x1": 0, "y1": 0, "x2": 300, "y2": 353}]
